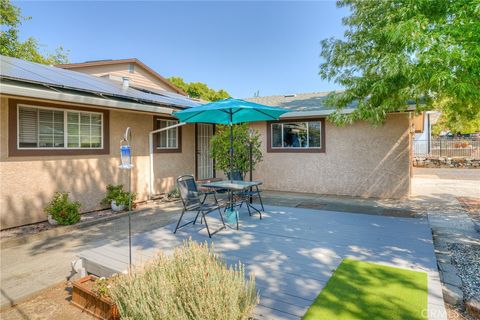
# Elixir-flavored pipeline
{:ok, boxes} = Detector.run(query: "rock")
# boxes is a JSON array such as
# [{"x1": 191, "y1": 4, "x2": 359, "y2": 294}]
[
  {"x1": 442, "y1": 283, "x2": 464, "y2": 306},
  {"x1": 466, "y1": 299, "x2": 480, "y2": 319},
  {"x1": 442, "y1": 271, "x2": 463, "y2": 287}
]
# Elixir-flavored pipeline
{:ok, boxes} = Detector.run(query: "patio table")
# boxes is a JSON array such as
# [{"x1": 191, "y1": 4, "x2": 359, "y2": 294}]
[{"x1": 200, "y1": 180, "x2": 263, "y2": 230}]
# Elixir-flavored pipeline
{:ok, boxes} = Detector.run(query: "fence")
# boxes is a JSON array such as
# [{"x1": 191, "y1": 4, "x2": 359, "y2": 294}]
[{"x1": 413, "y1": 138, "x2": 480, "y2": 158}]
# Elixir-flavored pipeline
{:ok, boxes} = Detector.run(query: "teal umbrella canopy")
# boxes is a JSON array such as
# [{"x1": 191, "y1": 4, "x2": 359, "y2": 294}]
[{"x1": 173, "y1": 98, "x2": 288, "y2": 124}]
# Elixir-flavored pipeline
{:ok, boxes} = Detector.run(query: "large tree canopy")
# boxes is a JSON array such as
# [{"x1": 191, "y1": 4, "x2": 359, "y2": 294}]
[
  {"x1": 168, "y1": 77, "x2": 230, "y2": 102},
  {"x1": 0, "y1": 0, "x2": 69, "y2": 64},
  {"x1": 320, "y1": 0, "x2": 480, "y2": 126}
]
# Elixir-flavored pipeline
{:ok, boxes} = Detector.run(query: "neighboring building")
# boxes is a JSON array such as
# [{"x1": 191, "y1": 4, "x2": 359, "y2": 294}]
[{"x1": 1, "y1": 56, "x2": 414, "y2": 230}]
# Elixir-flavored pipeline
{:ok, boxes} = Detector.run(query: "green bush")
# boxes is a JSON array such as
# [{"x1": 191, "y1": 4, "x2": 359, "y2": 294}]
[
  {"x1": 44, "y1": 192, "x2": 81, "y2": 225},
  {"x1": 110, "y1": 239, "x2": 258, "y2": 320},
  {"x1": 101, "y1": 184, "x2": 137, "y2": 208},
  {"x1": 210, "y1": 123, "x2": 263, "y2": 176}
]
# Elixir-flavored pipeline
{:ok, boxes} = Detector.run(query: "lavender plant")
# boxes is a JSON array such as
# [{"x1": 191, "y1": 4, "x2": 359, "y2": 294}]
[{"x1": 110, "y1": 239, "x2": 258, "y2": 320}]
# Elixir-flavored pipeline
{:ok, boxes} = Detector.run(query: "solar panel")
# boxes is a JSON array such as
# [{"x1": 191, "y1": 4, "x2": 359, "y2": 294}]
[{"x1": 0, "y1": 55, "x2": 200, "y2": 108}]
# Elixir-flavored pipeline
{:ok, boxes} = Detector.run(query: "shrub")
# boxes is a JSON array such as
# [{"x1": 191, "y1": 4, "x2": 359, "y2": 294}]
[
  {"x1": 210, "y1": 123, "x2": 263, "y2": 176},
  {"x1": 44, "y1": 192, "x2": 81, "y2": 225},
  {"x1": 101, "y1": 184, "x2": 137, "y2": 208},
  {"x1": 110, "y1": 239, "x2": 258, "y2": 320}
]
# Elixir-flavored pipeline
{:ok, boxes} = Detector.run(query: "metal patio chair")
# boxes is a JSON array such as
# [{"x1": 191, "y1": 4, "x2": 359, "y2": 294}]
[{"x1": 174, "y1": 175, "x2": 226, "y2": 238}]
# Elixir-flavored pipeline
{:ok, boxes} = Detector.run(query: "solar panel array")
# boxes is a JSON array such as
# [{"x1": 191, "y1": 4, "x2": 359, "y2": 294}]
[{"x1": 0, "y1": 55, "x2": 199, "y2": 108}]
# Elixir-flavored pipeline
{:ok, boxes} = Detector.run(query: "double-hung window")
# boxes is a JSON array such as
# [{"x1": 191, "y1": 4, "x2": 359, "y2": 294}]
[
  {"x1": 17, "y1": 105, "x2": 103, "y2": 149},
  {"x1": 154, "y1": 117, "x2": 181, "y2": 152},
  {"x1": 268, "y1": 119, "x2": 325, "y2": 153}
]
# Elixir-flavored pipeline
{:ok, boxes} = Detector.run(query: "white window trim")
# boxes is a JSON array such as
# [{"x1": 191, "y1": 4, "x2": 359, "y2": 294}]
[
  {"x1": 271, "y1": 121, "x2": 322, "y2": 149},
  {"x1": 156, "y1": 119, "x2": 179, "y2": 150},
  {"x1": 17, "y1": 104, "x2": 104, "y2": 150}
]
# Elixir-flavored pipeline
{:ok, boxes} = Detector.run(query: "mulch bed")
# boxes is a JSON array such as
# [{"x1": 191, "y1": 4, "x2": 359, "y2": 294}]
[
  {"x1": 456, "y1": 197, "x2": 480, "y2": 221},
  {"x1": 0, "y1": 208, "x2": 114, "y2": 241}
]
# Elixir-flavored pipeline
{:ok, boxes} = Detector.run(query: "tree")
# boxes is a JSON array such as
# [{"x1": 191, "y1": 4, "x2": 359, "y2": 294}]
[
  {"x1": 432, "y1": 111, "x2": 480, "y2": 136},
  {"x1": 210, "y1": 124, "x2": 263, "y2": 176},
  {"x1": 320, "y1": 0, "x2": 480, "y2": 126},
  {"x1": 0, "y1": 0, "x2": 69, "y2": 64},
  {"x1": 168, "y1": 76, "x2": 230, "y2": 101}
]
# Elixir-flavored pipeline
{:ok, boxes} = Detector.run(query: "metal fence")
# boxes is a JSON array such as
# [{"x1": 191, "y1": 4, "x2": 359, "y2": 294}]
[{"x1": 413, "y1": 138, "x2": 480, "y2": 158}]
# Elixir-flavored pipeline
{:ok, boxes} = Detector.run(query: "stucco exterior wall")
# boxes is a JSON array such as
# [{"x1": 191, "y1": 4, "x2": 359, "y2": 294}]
[
  {"x1": 250, "y1": 113, "x2": 411, "y2": 199},
  {"x1": 0, "y1": 96, "x2": 194, "y2": 229}
]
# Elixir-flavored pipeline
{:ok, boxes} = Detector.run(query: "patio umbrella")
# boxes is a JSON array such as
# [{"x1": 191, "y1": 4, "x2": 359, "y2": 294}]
[{"x1": 173, "y1": 98, "x2": 289, "y2": 177}]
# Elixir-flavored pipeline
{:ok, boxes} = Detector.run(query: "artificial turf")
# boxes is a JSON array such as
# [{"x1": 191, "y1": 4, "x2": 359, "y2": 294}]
[{"x1": 302, "y1": 259, "x2": 428, "y2": 320}]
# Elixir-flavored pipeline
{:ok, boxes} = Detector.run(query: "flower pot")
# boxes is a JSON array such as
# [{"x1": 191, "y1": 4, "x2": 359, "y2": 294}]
[
  {"x1": 111, "y1": 200, "x2": 125, "y2": 212},
  {"x1": 47, "y1": 214, "x2": 58, "y2": 226},
  {"x1": 71, "y1": 275, "x2": 119, "y2": 320}
]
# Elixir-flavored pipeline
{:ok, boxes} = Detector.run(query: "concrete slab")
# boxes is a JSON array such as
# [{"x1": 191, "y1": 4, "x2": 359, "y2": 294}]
[{"x1": 79, "y1": 205, "x2": 447, "y2": 320}]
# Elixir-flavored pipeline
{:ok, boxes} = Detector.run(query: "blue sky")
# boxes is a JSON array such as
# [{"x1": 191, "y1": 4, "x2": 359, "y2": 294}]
[{"x1": 14, "y1": 1, "x2": 347, "y2": 98}]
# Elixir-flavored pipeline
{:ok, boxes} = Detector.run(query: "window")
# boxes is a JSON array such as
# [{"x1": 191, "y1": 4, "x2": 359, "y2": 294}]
[
  {"x1": 154, "y1": 117, "x2": 182, "y2": 153},
  {"x1": 128, "y1": 63, "x2": 135, "y2": 73},
  {"x1": 18, "y1": 105, "x2": 103, "y2": 149},
  {"x1": 267, "y1": 119, "x2": 325, "y2": 153}
]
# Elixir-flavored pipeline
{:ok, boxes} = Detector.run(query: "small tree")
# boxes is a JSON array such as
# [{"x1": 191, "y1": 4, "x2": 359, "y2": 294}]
[{"x1": 210, "y1": 124, "x2": 262, "y2": 177}]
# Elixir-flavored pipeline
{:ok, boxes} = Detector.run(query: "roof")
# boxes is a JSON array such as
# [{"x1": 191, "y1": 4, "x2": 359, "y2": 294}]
[
  {"x1": 244, "y1": 92, "x2": 357, "y2": 118},
  {"x1": 0, "y1": 55, "x2": 200, "y2": 112},
  {"x1": 245, "y1": 92, "x2": 415, "y2": 118},
  {"x1": 57, "y1": 58, "x2": 187, "y2": 96}
]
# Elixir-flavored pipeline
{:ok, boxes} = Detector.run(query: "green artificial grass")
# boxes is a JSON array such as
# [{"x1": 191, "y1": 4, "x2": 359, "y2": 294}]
[{"x1": 303, "y1": 259, "x2": 428, "y2": 320}]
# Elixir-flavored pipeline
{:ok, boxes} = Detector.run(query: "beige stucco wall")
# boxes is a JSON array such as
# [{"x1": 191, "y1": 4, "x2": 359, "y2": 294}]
[
  {"x1": 249, "y1": 113, "x2": 411, "y2": 199},
  {"x1": 66, "y1": 63, "x2": 173, "y2": 92},
  {"x1": 0, "y1": 96, "x2": 195, "y2": 229}
]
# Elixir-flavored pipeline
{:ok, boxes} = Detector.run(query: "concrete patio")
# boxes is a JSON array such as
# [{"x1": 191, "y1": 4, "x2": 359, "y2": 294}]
[{"x1": 78, "y1": 204, "x2": 447, "y2": 320}]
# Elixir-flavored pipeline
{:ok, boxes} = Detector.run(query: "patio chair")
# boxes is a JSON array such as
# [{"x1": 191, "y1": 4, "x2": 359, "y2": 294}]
[
  {"x1": 227, "y1": 170, "x2": 264, "y2": 217},
  {"x1": 174, "y1": 175, "x2": 226, "y2": 238}
]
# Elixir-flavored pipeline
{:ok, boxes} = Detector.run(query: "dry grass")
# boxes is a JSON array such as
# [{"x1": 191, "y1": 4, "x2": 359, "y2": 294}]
[{"x1": 110, "y1": 239, "x2": 258, "y2": 320}]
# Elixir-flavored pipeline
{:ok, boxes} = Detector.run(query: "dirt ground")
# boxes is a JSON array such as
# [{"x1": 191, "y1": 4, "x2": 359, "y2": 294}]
[
  {"x1": 0, "y1": 282, "x2": 95, "y2": 320},
  {"x1": 1, "y1": 282, "x2": 475, "y2": 320}
]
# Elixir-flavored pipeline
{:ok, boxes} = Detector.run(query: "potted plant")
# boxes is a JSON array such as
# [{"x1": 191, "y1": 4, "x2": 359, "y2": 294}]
[
  {"x1": 101, "y1": 185, "x2": 137, "y2": 212},
  {"x1": 44, "y1": 192, "x2": 81, "y2": 225},
  {"x1": 164, "y1": 187, "x2": 180, "y2": 202},
  {"x1": 71, "y1": 275, "x2": 119, "y2": 320}
]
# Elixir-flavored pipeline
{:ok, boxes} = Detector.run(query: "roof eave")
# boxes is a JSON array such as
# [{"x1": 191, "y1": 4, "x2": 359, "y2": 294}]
[{"x1": 0, "y1": 80, "x2": 176, "y2": 115}]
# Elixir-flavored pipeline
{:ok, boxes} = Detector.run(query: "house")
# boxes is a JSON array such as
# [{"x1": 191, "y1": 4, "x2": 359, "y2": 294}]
[
  {"x1": 244, "y1": 93, "x2": 412, "y2": 200},
  {"x1": 0, "y1": 56, "x2": 413, "y2": 230},
  {"x1": 0, "y1": 56, "x2": 198, "y2": 229},
  {"x1": 57, "y1": 58, "x2": 187, "y2": 96}
]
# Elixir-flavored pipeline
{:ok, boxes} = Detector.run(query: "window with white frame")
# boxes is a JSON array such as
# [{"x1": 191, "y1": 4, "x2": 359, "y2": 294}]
[
  {"x1": 271, "y1": 121, "x2": 322, "y2": 149},
  {"x1": 156, "y1": 119, "x2": 179, "y2": 149},
  {"x1": 18, "y1": 105, "x2": 103, "y2": 149}
]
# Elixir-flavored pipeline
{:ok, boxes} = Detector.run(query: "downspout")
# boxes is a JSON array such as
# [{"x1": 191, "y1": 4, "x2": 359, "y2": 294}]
[{"x1": 148, "y1": 122, "x2": 187, "y2": 199}]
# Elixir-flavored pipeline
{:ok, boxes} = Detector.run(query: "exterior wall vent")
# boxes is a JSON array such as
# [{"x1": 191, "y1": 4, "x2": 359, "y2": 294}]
[{"x1": 122, "y1": 77, "x2": 130, "y2": 89}]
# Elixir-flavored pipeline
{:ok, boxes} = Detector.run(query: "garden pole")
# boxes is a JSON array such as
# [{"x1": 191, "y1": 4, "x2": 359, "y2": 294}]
[{"x1": 249, "y1": 140, "x2": 253, "y2": 204}]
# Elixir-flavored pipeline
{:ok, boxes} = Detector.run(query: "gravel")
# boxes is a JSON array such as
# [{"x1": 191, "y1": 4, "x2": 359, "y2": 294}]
[{"x1": 448, "y1": 243, "x2": 480, "y2": 301}]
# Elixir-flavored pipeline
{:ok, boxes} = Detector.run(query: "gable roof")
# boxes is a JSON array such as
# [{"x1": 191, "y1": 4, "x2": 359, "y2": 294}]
[
  {"x1": 57, "y1": 58, "x2": 187, "y2": 96},
  {"x1": 245, "y1": 92, "x2": 357, "y2": 117},
  {"x1": 0, "y1": 55, "x2": 199, "y2": 113}
]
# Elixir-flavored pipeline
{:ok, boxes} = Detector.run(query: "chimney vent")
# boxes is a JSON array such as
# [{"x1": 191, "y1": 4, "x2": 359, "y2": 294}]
[{"x1": 122, "y1": 77, "x2": 130, "y2": 89}]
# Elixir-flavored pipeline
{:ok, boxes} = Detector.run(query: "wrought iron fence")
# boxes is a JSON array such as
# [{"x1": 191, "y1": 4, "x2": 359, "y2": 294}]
[{"x1": 413, "y1": 138, "x2": 480, "y2": 158}]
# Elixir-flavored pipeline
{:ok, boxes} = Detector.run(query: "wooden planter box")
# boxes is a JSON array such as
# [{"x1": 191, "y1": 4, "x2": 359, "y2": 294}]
[{"x1": 71, "y1": 275, "x2": 119, "y2": 320}]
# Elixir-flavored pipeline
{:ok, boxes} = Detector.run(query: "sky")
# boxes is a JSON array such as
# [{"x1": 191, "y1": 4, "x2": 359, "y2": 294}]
[{"x1": 14, "y1": 1, "x2": 348, "y2": 98}]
